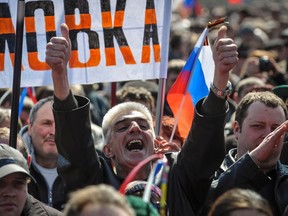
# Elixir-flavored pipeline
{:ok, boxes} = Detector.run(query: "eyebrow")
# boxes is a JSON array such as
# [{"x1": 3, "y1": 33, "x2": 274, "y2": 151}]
[
  {"x1": 114, "y1": 117, "x2": 148, "y2": 126},
  {"x1": 13, "y1": 172, "x2": 29, "y2": 178}
]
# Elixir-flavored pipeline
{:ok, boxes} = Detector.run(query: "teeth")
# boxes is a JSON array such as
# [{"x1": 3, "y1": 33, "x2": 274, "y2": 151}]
[
  {"x1": 126, "y1": 139, "x2": 143, "y2": 151},
  {"x1": 47, "y1": 139, "x2": 55, "y2": 142},
  {"x1": 128, "y1": 140, "x2": 142, "y2": 146},
  {"x1": 131, "y1": 149, "x2": 140, "y2": 152}
]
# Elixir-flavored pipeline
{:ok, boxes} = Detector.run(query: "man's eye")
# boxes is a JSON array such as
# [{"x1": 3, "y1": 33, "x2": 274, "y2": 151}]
[
  {"x1": 117, "y1": 126, "x2": 128, "y2": 132},
  {"x1": 0, "y1": 181, "x2": 5, "y2": 188},
  {"x1": 13, "y1": 180, "x2": 27, "y2": 188},
  {"x1": 271, "y1": 126, "x2": 279, "y2": 131},
  {"x1": 140, "y1": 125, "x2": 148, "y2": 130}
]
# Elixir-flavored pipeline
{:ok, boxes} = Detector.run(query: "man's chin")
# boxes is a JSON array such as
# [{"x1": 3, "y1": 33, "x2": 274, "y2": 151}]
[
  {"x1": 45, "y1": 147, "x2": 58, "y2": 156},
  {"x1": 126, "y1": 150, "x2": 146, "y2": 158},
  {"x1": 45, "y1": 141, "x2": 56, "y2": 145}
]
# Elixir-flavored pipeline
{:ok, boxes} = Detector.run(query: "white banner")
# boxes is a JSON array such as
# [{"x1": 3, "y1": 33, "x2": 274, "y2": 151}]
[{"x1": 0, "y1": 0, "x2": 171, "y2": 88}]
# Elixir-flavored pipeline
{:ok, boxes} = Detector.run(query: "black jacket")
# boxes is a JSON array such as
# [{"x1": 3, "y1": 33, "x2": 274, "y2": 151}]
[
  {"x1": 201, "y1": 148, "x2": 288, "y2": 216},
  {"x1": 53, "y1": 91, "x2": 227, "y2": 216},
  {"x1": 21, "y1": 194, "x2": 63, "y2": 216},
  {"x1": 28, "y1": 165, "x2": 66, "y2": 211}
]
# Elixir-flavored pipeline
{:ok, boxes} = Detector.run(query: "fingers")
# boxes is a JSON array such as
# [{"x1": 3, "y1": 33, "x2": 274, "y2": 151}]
[
  {"x1": 47, "y1": 23, "x2": 70, "y2": 51},
  {"x1": 258, "y1": 122, "x2": 287, "y2": 153},
  {"x1": 271, "y1": 121, "x2": 288, "y2": 143},
  {"x1": 154, "y1": 136, "x2": 181, "y2": 154},
  {"x1": 215, "y1": 25, "x2": 227, "y2": 43},
  {"x1": 213, "y1": 37, "x2": 238, "y2": 75},
  {"x1": 45, "y1": 23, "x2": 71, "y2": 72},
  {"x1": 45, "y1": 39, "x2": 68, "y2": 70},
  {"x1": 61, "y1": 23, "x2": 70, "y2": 41},
  {"x1": 46, "y1": 43, "x2": 67, "y2": 59},
  {"x1": 217, "y1": 48, "x2": 238, "y2": 62},
  {"x1": 249, "y1": 121, "x2": 288, "y2": 172},
  {"x1": 266, "y1": 121, "x2": 287, "y2": 140}
]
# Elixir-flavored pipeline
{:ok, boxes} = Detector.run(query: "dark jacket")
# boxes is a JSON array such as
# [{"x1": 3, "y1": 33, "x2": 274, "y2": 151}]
[
  {"x1": 21, "y1": 194, "x2": 63, "y2": 216},
  {"x1": 19, "y1": 126, "x2": 67, "y2": 211},
  {"x1": 201, "y1": 148, "x2": 288, "y2": 216},
  {"x1": 53, "y1": 91, "x2": 227, "y2": 216}
]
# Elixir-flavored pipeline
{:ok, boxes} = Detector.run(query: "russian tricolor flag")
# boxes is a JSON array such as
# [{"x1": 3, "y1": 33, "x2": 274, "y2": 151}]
[{"x1": 166, "y1": 27, "x2": 214, "y2": 139}]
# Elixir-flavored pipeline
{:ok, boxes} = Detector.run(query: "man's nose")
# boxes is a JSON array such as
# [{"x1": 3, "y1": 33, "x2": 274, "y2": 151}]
[
  {"x1": 2, "y1": 184, "x2": 17, "y2": 197},
  {"x1": 263, "y1": 126, "x2": 273, "y2": 137},
  {"x1": 129, "y1": 121, "x2": 141, "y2": 132},
  {"x1": 47, "y1": 124, "x2": 55, "y2": 136}
]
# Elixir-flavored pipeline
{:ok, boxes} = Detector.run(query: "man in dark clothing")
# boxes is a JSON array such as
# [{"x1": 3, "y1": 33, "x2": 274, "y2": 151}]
[
  {"x1": 201, "y1": 91, "x2": 288, "y2": 216},
  {"x1": 19, "y1": 97, "x2": 66, "y2": 211},
  {"x1": 0, "y1": 144, "x2": 62, "y2": 216},
  {"x1": 45, "y1": 23, "x2": 238, "y2": 215}
]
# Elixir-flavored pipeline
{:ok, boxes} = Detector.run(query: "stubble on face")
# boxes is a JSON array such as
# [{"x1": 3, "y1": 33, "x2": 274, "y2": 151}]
[{"x1": 28, "y1": 102, "x2": 58, "y2": 166}]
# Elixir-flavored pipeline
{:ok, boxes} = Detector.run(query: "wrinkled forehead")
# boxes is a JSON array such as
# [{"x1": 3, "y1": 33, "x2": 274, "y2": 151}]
[{"x1": 112, "y1": 110, "x2": 151, "y2": 126}]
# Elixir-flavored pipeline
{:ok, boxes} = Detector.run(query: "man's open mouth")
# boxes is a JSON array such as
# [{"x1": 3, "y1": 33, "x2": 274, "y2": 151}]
[{"x1": 126, "y1": 139, "x2": 144, "y2": 152}]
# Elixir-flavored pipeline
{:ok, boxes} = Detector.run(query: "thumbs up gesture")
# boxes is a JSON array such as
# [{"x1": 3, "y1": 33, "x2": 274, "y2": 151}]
[
  {"x1": 45, "y1": 23, "x2": 71, "y2": 100},
  {"x1": 46, "y1": 23, "x2": 71, "y2": 74},
  {"x1": 212, "y1": 25, "x2": 238, "y2": 94}
]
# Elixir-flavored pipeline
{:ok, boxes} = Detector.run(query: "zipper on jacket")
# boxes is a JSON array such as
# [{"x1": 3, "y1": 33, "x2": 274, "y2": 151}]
[{"x1": 48, "y1": 190, "x2": 53, "y2": 206}]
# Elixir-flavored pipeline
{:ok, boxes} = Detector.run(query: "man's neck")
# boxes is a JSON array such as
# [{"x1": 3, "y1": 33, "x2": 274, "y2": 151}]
[
  {"x1": 115, "y1": 163, "x2": 151, "y2": 181},
  {"x1": 33, "y1": 152, "x2": 57, "y2": 169}
]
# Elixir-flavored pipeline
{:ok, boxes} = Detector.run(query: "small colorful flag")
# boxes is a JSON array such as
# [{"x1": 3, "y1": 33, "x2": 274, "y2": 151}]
[
  {"x1": 166, "y1": 27, "x2": 214, "y2": 139},
  {"x1": 227, "y1": 0, "x2": 243, "y2": 4},
  {"x1": 184, "y1": 0, "x2": 196, "y2": 8},
  {"x1": 19, "y1": 87, "x2": 37, "y2": 117},
  {"x1": 182, "y1": 0, "x2": 203, "y2": 17}
]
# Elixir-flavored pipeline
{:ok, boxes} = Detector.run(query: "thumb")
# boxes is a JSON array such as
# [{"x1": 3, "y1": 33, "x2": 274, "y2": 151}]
[
  {"x1": 60, "y1": 23, "x2": 70, "y2": 41},
  {"x1": 217, "y1": 25, "x2": 227, "y2": 40}
]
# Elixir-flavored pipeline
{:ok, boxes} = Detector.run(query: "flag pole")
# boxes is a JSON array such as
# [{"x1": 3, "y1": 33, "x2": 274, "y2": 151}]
[
  {"x1": 111, "y1": 82, "x2": 117, "y2": 107},
  {"x1": 9, "y1": 0, "x2": 25, "y2": 149},
  {"x1": 155, "y1": 78, "x2": 166, "y2": 136},
  {"x1": 154, "y1": 0, "x2": 173, "y2": 136}
]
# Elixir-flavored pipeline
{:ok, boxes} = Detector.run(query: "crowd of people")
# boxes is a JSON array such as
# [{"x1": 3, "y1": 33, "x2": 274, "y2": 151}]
[{"x1": 1, "y1": 1, "x2": 288, "y2": 216}]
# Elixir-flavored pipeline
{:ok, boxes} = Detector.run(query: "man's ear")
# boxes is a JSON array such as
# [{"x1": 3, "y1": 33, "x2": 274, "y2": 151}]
[
  {"x1": 27, "y1": 154, "x2": 32, "y2": 167},
  {"x1": 232, "y1": 91, "x2": 240, "y2": 104},
  {"x1": 103, "y1": 145, "x2": 114, "y2": 158},
  {"x1": 233, "y1": 121, "x2": 240, "y2": 141}
]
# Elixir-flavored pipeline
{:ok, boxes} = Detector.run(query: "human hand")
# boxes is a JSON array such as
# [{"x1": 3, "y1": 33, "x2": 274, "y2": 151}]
[
  {"x1": 45, "y1": 23, "x2": 71, "y2": 75},
  {"x1": 154, "y1": 136, "x2": 181, "y2": 154},
  {"x1": 212, "y1": 26, "x2": 238, "y2": 91},
  {"x1": 267, "y1": 57, "x2": 283, "y2": 75},
  {"x1": 249, "y1": 120, "x2": 288, "y2": 173},
  {"x1": 245, "y1": 57, "x2": 261, "y2": 77},
  {"x1": 45, "y1": 23, "x2": 71, "y2": 100}
]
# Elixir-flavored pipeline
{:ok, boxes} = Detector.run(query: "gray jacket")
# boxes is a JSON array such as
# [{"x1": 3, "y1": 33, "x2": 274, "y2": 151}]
[{"x1": 22, "y1": 194, "x2": 63, "y2": 216}]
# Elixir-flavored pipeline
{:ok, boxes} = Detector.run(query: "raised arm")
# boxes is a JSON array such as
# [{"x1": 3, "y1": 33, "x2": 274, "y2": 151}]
[
  {"x1": 211, "y1": 25, "x2": 238, "y2": 100},
  {"x1": 45, "y1": 24, "x2": 106, "y2": 192},
  {"x1": 45, "y1": 23, "x2": 71, "y2": 100},
  {"x1": 167, "y1": 25, "x2": 238, "y2": 216},
  {"x1": 201, "y1": 25, "x2": 238, "y2": 115}
]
